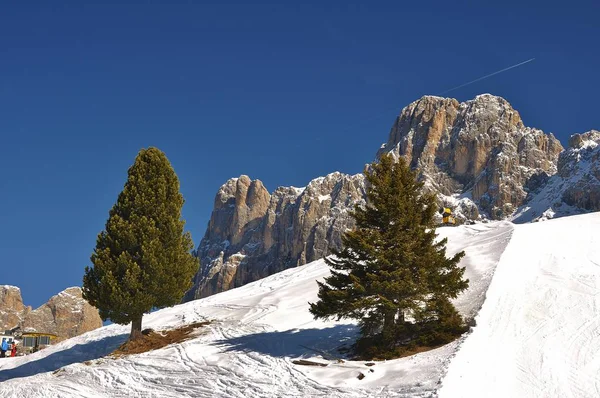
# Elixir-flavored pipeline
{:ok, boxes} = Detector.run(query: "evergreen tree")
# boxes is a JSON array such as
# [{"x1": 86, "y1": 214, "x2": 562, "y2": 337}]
[
  {"x1": 309, "y1": 154, "x2": 469, "y2": 358},
  {"x1": 83, "y1": 147, "x2": 199, "y2": 340}
]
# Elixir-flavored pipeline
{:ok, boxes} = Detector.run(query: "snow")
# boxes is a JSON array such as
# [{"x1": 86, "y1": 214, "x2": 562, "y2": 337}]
[
  {"x1": 437, "y1": 192, "x2": 481, "y2": 222},
  {"x1": 0, "y1": 221, "x2": 510, "y2": 397},
  {"x1": 318, "y1": 194, "x2": 331, "y2": 203},
  {"x1": 579, "y1": 139, "x2": 598, "y2": 150},
  {"x1": 439, "y1": 213, "x2": 600, "y2": 397},
  {"x1": 1, "y1": 214, "x2": 599, "y2": 397},
  {"x1": 291, "y1": 186, "x2": 305, "y2": 195},
  {"x1": 440, "y1": 221, "x2": 513, "y2": 319},
  {"x1": 57, "y1": 288, "x2": 81, "y2": 300}
]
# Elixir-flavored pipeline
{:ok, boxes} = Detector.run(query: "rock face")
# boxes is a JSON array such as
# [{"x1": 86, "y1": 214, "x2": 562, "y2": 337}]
[
  {"x1": 187, "y1": 94, "x2": 596, "y2": 300},
  {"x1": 513, "y1": 130, "x2": 600, "y2": 222},
  {"x1": 377, "y1": 94, "x2": 564, "y2": 219},
  {"x1": 0, "y1": 286, "x2": 26, "y2": 332},
  {"x1": 0, "y1": 286, "x2": 102, "y2": 342},
  {"x1": 184, "y1": 172, "x2": 365, "y2": 300},
  {"x1": 560, "y1": 130, "x2": 600, "y2": 210}
]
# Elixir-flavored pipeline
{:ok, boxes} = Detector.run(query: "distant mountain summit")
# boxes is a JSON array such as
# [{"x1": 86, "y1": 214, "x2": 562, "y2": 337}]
[
  {"x1": 377, "y1": 94, "x2": 563, "y2": 219},
  {"x1": 0, "y1": 285, "x2": 102, "y2": 341},
  {"x1": 184, "y1": 95, "x2": 597, "y2": 301}
]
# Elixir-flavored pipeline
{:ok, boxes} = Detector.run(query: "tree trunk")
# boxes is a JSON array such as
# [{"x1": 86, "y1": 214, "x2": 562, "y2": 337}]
[
  {"x1": 130, "y1": 315, "x2": 143, "y2": 340},
  {"x1": 398, "y1": 310, "x2": 405, "y2": 324},
  {"x1": 382, "y1": 312, "x2": 396, "y2": 348}
]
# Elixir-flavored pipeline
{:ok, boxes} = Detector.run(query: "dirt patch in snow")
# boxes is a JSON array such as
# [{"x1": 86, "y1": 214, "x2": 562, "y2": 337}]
[{"x1": 111, "y1": 321, "x2": 211, "y2": 357}]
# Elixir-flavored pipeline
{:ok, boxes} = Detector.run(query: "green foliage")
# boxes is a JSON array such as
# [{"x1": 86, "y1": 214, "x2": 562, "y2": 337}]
[
  {"x1": 83, "y1": 147, "x2": 199, "y2": 337},
  {"x1": 309, "y1": 154, "x2": 469, "y2": 359}
]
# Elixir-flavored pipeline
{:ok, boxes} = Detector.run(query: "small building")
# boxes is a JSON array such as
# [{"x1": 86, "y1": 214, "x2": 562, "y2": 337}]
[{"x1": 20, "y1": 332, "x2": 58, "y2": 353}]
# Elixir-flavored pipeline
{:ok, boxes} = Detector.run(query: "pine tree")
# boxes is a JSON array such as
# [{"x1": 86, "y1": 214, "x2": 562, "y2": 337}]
[
  {"x1": 83, "y1": 147, "x2": 199, "y2": 340},
  {"x1": 309, "y1": 154, "x2": 469, "y2": 358}
]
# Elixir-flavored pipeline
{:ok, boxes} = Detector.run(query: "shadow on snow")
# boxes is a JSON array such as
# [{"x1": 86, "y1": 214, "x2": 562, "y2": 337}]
[
  {"x1": 0, "y1": 333, "x2": 128, "y2": 382},
  {"x1": 0, "y1": 325, "x2": 359, "y2": 381},
  {"x1": 214, "y1": 324, "x2": 359, "y2": 359}
]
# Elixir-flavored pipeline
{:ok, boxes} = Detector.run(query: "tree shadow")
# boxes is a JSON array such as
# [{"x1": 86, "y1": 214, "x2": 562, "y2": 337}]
[
  {"x1": 214, "y1": 324, "x2": 359, "y2": 359},
  {"x1": 0, "y1": 333, "x2": 128, "y2": 382}
]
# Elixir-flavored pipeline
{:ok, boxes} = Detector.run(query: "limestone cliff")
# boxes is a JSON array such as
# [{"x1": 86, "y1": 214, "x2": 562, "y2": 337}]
[
  {"x1": 184, "y1": 172, "x2": 365, "y2": 300},
  {"x1": 0, "y1": 286, "x2": 26, "y2": 332},
  {"x1": 513, "y1": 130, "x2": 600, "y2": 222},
  {"x1": 0, "y1": 286, "x2": 102, "y2": 342},
  {"x1": 377, "y1": 94, "x2": 563, "y2": 219}
]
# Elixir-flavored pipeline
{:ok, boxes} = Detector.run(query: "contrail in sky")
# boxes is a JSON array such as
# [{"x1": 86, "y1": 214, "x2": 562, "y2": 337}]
[
  {"x1": 330, "y1": 57, "x2": 536, "y2": 135},
  {"x1": 437, "y1": 58, "x2": 535, "y2": 96}
]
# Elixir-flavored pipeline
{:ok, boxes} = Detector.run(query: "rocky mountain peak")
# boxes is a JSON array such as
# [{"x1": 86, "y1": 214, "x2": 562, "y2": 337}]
[
  {"x1": 206, "y1": 175, "x2": 271, "y2": 246},
  {"x1": 0, "y1": 286, "x2": 27, "y2": 330},
  {"x1": 184, "y1": 172, "x2": 365, "y2": 301},
  {"x1": 0, "y1": 286, "x2": 102, "y2": 342},
  {"x1": 568, "y1": 130, "x2": 600, "y2": 149},
  {"x1": 1, "y1": 285, "x2": 25, "y2": 313},
  {"x1": 377, "y1": 94, "x2": 563, "y2": 219}
]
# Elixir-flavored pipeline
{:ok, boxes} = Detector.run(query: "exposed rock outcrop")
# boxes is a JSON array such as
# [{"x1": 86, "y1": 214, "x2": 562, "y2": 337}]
[
  {"x1": 0, "y1": 286, "x2": 102, "y2": 342},
  {"x1": 184, "y1": 172, "x2": 365, "y2": 300},
  {"x1": 560, "y1": 131, "x2": 600, "y2": 210},
  {"x1": 0, "y1": 286, "x2": 26, "y2": 332},
  {"x1": 513, "y1": 130, "x2": 600, "y2": 222},
  {"x1": 187, "y1": 94, "x2": 596, "y2": 300},
  {"x1": 377, "y1": 94, "x2": 563, "y2": 219}
]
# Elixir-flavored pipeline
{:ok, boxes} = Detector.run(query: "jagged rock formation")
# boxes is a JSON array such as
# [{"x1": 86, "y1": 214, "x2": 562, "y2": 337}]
[
  {"x1": 186, "y1": 94, "x2": 596, "y2": 300},
  {"x1": 560, "y1": 130, "x2": 600, "y2": 209},
  {"x1": 377, "y1": 94, "x2": 563, "y2": 219},
  {"x1": 184, "y1": 172, "x2": 365, "y2": 300},
  {"x1": 0, "y1": 286, "x2": 26, "y2": 331},
  {"x1": 513, "y1": 130, "x2": 600, "y2": 222},
  {"x1": 0, "y1": 286, "x2": 102, "y2": 342}
]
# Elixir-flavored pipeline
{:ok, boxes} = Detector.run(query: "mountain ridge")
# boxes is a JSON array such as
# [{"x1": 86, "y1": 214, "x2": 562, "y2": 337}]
[
  {"x1": 0, "y1": 285, "x2": 102, "y2": 342},
  {"x1": 184, "y1": 94, "x2": 597, "y2": 301}
]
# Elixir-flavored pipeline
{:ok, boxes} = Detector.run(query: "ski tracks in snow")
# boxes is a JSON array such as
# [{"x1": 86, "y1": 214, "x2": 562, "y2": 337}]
[
  {"x1": 439, "y1": 214, "x2": 600, "y2": 398},
  {"x1": 1, "y1": 221, "x2": 519, "y2": 397}
]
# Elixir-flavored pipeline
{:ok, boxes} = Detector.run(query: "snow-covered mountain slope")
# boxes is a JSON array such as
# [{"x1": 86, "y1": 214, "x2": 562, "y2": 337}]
[
  {"x1": 0, "y1": 222, "x2": 512, "y2": 398},
  {"x1": 440, "y1": 212, "x2": 600, "y2": 397},
  {"x1": 513, "y1": 132, "x2": 600, "y2": 223},
  {"x1": 1, "y1": 214, "x2": 599, "y2": 397}
]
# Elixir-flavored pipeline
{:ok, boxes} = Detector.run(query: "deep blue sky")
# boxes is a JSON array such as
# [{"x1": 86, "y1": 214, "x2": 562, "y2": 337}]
[{"x1": 1, "y1": 1, "x2": 597, "y2": 308}]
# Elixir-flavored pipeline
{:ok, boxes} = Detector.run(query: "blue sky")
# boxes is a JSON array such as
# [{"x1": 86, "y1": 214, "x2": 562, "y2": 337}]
[{"x1": 1, "y1": 1, "x2": 597, "y2": 308}]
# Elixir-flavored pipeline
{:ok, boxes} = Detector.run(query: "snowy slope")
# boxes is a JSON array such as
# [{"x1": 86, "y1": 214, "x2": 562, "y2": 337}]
[
  {"x1": 513, "y1": 137, "x2": 600, "y2": 223},
  {"x1": 440, "y1": 213, "x2": 600, "y2": 397},
  {"x1": 0, "y1": 222, "x2": 512, "y2": 398},
  {"x1": 2, "y1": 214, "x2": 598, "y2": 397}
]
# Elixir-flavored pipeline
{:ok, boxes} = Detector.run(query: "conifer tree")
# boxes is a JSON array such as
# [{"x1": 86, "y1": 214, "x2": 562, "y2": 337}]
[
  {"x1": 309, "y1": 154, "x2": 469, "y2": 358},
  {"x1": 83, "y1": 147, "x2": 199, "y2": 340}
]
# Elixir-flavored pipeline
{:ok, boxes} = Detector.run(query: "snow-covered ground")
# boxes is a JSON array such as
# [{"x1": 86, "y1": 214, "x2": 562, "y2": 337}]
[
  {"x1": 439, "y1": 213, "x2": 600, "y2": 397},
  {"x1": 1, "y1": 214, "x2": 599, "y2": 397}
]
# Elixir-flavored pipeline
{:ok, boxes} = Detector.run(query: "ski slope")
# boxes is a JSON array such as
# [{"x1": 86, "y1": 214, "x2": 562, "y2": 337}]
[
  {"x1": 440, "y1": 213, "x2": 600, "y2": 397},
  {"x1": 1, "y1": 214, "x2": 598, "y2": 397},
  {"x1": 0, "y1": 221, "x2": 510, "y2": 397}
]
